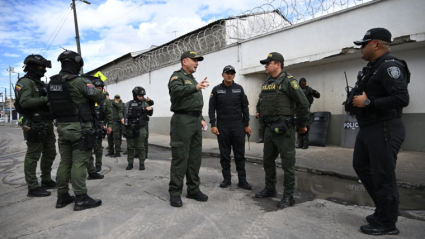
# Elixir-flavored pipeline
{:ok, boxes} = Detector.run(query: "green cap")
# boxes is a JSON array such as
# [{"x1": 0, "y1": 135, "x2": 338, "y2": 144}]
[
  {"x1": 104, "y1": 91, "x2": 109, "y2": 96},
  {"x1": 260, "y1": 52, "x2": 284, "y2": 64},
  {"x1": 180, "y1": 51, "x2": 204, "y2": 61},
  {"x1": 115, "y1": 94, "x2": 120, "y2": 98}
]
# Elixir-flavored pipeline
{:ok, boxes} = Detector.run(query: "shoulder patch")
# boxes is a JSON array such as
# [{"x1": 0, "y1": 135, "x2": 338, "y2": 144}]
[
  {"x1": 17, "y1": 83, "x2": 24, "y2": 88},
  {"x1": 87, "y1": 84, "x2": 95, "y2": 95},
  {"x1": 210, "y1": 93, "x2": 213, "y2": 98},
  {"x1": 170, "y1": 76, "x2": 178, "y2": 81},
  {"x1": 290, "y1": 80, "x2": 299, "y2": 90},
  {"x1": 387, "y1": 66, "x2": 400, "y2": 79}
]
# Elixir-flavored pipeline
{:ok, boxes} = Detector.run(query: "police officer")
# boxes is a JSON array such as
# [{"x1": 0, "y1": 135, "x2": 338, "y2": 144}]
[
  {"x1": 255, "y1": 93, "x2": 264, "y2": 143},
  {"x1": 48, "y1": 50, "x2": 104, "y2": 210},
  {"x1": 296, "y1": 77, "x2": 320, "y2": 149},
  {"x1": 123, "y1": 87, "x2": 153, "y2": 170},
  {"x1": 254, "y1": 52, "x2": 309, "y2": 208},
  {"x1": 208, "y1": 65, "x2": 252, "y2": 190},
  {"x1": 15, "y1": 54, "x2": 57, "y2": 197},
  {"x1": 86, "y1": 77, "x2": 113, "y2": 179},
  {"x1": 106, "y1": 94, "x2": 124, "y2": 157},
  {"x1": 349, "y1": 28, "x2": 409, "y2": 235},
  {"x1": 168, "y1": 50, "x2": 209, "y2": 207}
]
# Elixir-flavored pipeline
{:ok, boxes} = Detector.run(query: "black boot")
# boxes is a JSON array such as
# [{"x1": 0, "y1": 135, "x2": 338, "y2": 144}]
[
  {"x1": 296, "y1": 143, "x2": 302, "y2": 148},
  {"x1": 105, "y1": 152, "x2": 114, "y2": 157},
  {"x1": 123, "y1": 150, "x2": 128, "y2": 155},
  {"x1": 302, "y1": 144, "x2": 308, "y2": 149},
  {"x1": 56, "y1": 193, "x2": 75, "y2": 208},
  {"x1": 186, "y1": 191, "x2": 208, "y2": 201},
  {"x1": 73, "y1": 194, "x2": 102, "y2": 211},
  {"x1": 238, "y1": 179, "x2": 252, "y2": 190},
  {"x1": 95, "y1": 165, "x2": 101, "y2": 172},
  {"x1": 113, "y1": 153, "x2": 121, "y2": 157},
  {"x1": 106, "y1": 146, "x2": 110, "y2": 149},
  {"x1": 360, "y1": 223, "x2": 399, "y2": 235},
  {"x1": 256, "y1": 138, "x2": 264, "y2": 143},
  {"x1": 170, "y1": 195, "x2": 183, "y2": 207},
  {"x1": 366, "y1": 210, "x2": 401, "y2": 223},
  {"x1": 277, "y1": 195, "x2": 295, "y2": 208},
  {"x1": 28, "y1": 187, "x2": 51, "y2": 197},
  {"x1": 87, "y1": 172, "x2": 104, "y2": 180},
  {"x1": 255, "y1": 188, "x2": 277, "y2": 198},
  {"x1": 219, "y1": 178, "x2": 231, "y2": 188},
  {"x1": 139, "y1": 164, "x2": 145, "y2": 170},
  {"x1": 41, "y1": 180, "x2": 57, "y2": 189},
  {"x1": 126, "y1": 164, "x2": 133, "y2": 170}
]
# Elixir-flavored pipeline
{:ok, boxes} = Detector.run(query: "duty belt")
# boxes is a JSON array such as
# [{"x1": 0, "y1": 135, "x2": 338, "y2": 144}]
[
  {"x1": 174, "y1": 111, "x2": 202, "y2": 117},
  {"x1": 57, "y1": 116, "x2": 80, "y2": 122},
  {"x1": 29, "y1": 113, "x2": 53, "y2": 122},
  {"x1": 265, "y1": 117, "x2": 295, "y2": 128}
]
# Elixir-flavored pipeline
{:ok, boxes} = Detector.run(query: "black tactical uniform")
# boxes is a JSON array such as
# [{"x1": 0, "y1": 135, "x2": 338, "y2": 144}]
[
  {"x1": 349, "y1": 28, "x2": 410, "y2": 235},
  {"x1": 208, "y1": 65, "x2": 251, "y2": 190}
]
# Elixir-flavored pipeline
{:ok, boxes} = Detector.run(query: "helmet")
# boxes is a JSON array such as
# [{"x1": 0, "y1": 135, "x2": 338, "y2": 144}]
[
  {"x1": 92, "y1": 78, "x2": 104, "y2": 88},
  {"x1": 132, "y1": 86, "x2": 145, "y2": 100},
  {"x1": 57, "y1": 50, "x2": 84, "y2": 67},
  {"x1": 24, "y1": 54, "x2": 52, "y2": 68}
]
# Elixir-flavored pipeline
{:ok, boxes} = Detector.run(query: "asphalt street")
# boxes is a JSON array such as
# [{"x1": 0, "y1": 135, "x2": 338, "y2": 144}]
[{"x1": 0, "y1": 125, "x2": 424, "y2": 239}]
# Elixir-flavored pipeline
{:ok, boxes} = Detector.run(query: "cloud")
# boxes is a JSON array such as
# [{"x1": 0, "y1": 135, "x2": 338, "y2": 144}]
[{"x1": 2, "y1": 53, "x2": 20, "y2": 57}]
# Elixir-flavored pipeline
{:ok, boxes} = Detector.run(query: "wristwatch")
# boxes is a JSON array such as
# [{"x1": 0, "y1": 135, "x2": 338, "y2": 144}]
[{"x1": 364, "y1": 99, "x2": 371, "y2": 107}]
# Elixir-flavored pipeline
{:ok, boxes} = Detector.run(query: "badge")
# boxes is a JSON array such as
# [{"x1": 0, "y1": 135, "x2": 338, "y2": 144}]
[
  {"x1": 387, "y1": 66, "x2": 400, "y2": 79},
  {"x1": 50, "y1": 84, "x2": 63, "y2": 91},
  {"x1": 290, "y1": 80, "x2": 299, "y2": 90},
  {"x1": 87, "y1": 84, "x2": 95, "y2": 95},
  {"x1": 171, "y1": 76, "x2": 178, "y2": 81},
  {"x1": 217, "y1": 90, "x2": 226, "y2": 94},
  {"x1": 15, "y1": 85, "x2": 22, "y2": 91},
  {"x1": 232, "y1": 89, "x2": 241, "y2": 93},
  {"x1": 184, "y1": 80, "x2": 192, "y2": 85}
]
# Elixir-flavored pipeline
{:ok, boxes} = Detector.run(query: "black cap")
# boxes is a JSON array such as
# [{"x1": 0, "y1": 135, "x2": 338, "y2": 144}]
[
  {"x1": 260, "y1": 52, "x2": 284, "y2": 64},
  {"x1": 223, "y1": 65, "x2": 236, "y2": 73},
  {"x1": 354, "y1": 28, "x2": 392, "y2": 45},
  {"x1": 180, "y1": 51, "x2": 204, "y2": 61}
]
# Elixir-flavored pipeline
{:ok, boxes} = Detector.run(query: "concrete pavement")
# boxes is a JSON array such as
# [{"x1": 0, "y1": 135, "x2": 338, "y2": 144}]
[{"x1": 148, "y1": 133, "x2": 425, "y2": 190}]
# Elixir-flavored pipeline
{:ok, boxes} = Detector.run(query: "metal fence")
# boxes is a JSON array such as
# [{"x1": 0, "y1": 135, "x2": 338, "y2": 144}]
[{"x1": 103, "y1": 0, "x2": 369, "y2": 83}]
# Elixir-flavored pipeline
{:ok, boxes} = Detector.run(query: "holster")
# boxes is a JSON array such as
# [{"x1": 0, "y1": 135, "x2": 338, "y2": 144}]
[
  {"x1": 26, "y1": 128, "x2": 45, "y2": 143},
  {"x1": 75, "y1": 129, "x2": 96, "y2": 151}
]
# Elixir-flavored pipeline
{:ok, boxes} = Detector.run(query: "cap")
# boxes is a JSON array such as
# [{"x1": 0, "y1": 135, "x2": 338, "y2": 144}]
[
  {"x1": 114, "y1": 94, "x2": 120, "y2": 98},
  {"x1": 223, "y1": 65, "x2": 236, "y2": 73},
  {"x1": 104, "y1": 91, "x2": 109, "y2": 96},
  {"x1": 260, "y1": 52, "x2": 284, "y2": 64},
  {"x1": 180, "y1": 51, "x2": 204, "y2": 61},
  {"x1": 354, "y1": 28, "x2": 392, "y2": 45}
]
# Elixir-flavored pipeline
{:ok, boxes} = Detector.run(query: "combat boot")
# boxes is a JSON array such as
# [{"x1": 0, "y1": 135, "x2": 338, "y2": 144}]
[
  {"x1": 87, "y1": 172, "x2": 104, "y2": 180},
  {"x1": 256, "y1": 138, "x2": 264, "y2": 143},
  {"x1": 277, "y1": 195, "x2": 295, "y2": 208},
  {"x1": 28, "y1": 187, "x2": 51, "y2": 197},
  {"x1": 296, "y1": 143, "x2": 302, "y2": 148},
  {"x1": 360, "y1": 223, "x2": 399, "y2": 235},
  {"x1": 74, "y1": 194, "x2": 102, "y2": 211},
  {"x1": 95, "y1": 165, "x2": 101, "y2": 172},
  {"x1": 105, "y1": 152, "x2": 114, "y2": 157},
  {"x1": 113, "y1": 153, "x2": 121, "y2": 157},
  {"x1": 238, "y1": 179, "x2": 252, "y2": 190},
  {"x1": 187, "y1": 191, "x2": 208, "y2": 201},
  {"x1": 126, "y1": 164, "x2": 133, "y2": 170},
  {"x1": 170, "y1": 195, "x2": 182, "y2": 207},
  {"x1": 255, "y1": 188, "x2": 277, "y2": 198},
  {"x1": 219, "y1": 178, "x2": 231, "y2": 188},
  {"x1": 41, "y1": 180, "x2": 57, "y2": 189},
  {"x1": 139, "y1": 164, "x2": 145, "y2": 170},
  {"x1": 56, "y1": 192, "x2": 75, "y2": 208},
  {"x1": 302, "y1": 144, "x2": 308, "y2": 149}
]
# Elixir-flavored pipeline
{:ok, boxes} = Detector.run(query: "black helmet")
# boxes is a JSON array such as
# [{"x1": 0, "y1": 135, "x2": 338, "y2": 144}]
[
  {"x1": 93, "y1": 78, "x2": 104, "y2": 88},
  {"x1": 57, "y1": 50, "x2": 84, "y2": 67},
  {"x1": 24, "y1": 54, "x2": 52, "y2": 68},
  {"x1": 132, "y1": 86, "x2": 145, "y2": 100}
]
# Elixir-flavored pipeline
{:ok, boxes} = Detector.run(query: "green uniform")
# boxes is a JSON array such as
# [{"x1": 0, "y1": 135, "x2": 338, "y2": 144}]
[
  {"x1": 54, "y1": 73, "x2": 104, "y2": 196},
  {"x1": 16, "y1": 76, "x2": 56, "y2": 190},
  {"x1": 124, "y1": 100, "x2": 153, "y2": 164},
  {"x1": 168, "y1": 68, "x2": 204, "y2": 196},
  {"x1": 87, "y1": 97, "x2": 113, "y2": 174},
  {"x1": 260, "y1": 70, "x2": 309, "y2": 196},
  {"x1": 107, "y1": 100, "x2": 124, "y2": 154}
]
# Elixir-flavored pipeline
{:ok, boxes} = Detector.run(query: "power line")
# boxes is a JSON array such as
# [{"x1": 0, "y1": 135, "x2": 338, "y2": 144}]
[
  {"x1": 42, "y1": 9, "x2": 72, "y2": 54},
  {"x1": 39, "y1": 7, "x2": 72, "y2": 53},
  {"x1": 103, "y1": 4, "x2": 144, "y2": 26}
]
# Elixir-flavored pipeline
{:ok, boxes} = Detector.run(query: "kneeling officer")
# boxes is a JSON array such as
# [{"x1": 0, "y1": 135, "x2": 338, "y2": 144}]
[{"x1": 123, "y1": 87, "x2": 153, "y2": 170}]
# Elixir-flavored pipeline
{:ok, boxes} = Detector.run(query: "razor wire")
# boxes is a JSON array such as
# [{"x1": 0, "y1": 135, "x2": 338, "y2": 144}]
[{"x1": 103, "y1": 0, "x2": 368, "y2": 83}]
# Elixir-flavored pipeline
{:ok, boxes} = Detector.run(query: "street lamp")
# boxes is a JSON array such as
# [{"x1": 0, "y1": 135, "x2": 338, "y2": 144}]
[
  {"x1": 71, "y1": 0, "x2": 91, "y2": 74},
  {"x1": 6, "y1": 66, "x2": 17, "y2": 124}
]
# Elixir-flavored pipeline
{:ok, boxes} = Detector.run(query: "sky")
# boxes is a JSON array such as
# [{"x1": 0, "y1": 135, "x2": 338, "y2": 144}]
[{"x1": 0, "y1": 0, "x2": 268, "y2": 99}]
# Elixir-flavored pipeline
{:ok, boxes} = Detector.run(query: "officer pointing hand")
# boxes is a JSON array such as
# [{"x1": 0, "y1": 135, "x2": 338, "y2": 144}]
[{"x1": 196, "y1": 77, "x2": 209, "y2": 90}]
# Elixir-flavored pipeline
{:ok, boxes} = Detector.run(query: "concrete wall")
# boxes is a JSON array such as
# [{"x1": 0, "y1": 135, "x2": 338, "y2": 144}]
[{"x1": 102, "y1": 0, "x2": 425, "y2": 152}]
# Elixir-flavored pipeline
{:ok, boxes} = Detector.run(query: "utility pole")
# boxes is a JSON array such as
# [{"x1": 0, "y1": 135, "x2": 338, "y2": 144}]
[
  {"x1": 71, "y1": 0, "x2": 91, "y2": 74},
  {"x1": 8, "y1": 66, "x2": 12, "y2": 124}
]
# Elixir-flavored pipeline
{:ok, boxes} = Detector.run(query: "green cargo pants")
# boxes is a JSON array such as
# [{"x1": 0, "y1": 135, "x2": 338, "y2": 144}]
[
  {"x1": 125, "y1": 125, "x2": 147, "y2": 164},
  {"x1": 297, "y1": 112, "x2": 312, "y2": 146},
  {"x1": 168, "y1": 114, "x2": 202, "y2": 196},
  {"x1": 56, "y1": 124, "x2": 91, "y2": 196},
  {"x1": 87, "y1": 137, "x2": 103, "y2": 174},
  {"x1": 24, "y1": 120, "x2": 56, "y2": 190},
  {"x1": 263, "y1": 125, "x2": 296, "y2": 196},
  {"x1": 108, "y1": 122, "x2": 121, "y2": 154}
]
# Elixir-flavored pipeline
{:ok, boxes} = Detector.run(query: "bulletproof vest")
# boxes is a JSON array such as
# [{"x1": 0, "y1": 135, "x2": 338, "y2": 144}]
[
  {"x1": 94, "y1": 99, "x2": 106, "y2": 121},
  {"x1": 47, "y1": 74, "x2": 78, "y2": 118},
  {"x1": 126, "y1": 100, "x2": 148, "y2": 126},
  {"x1": 14, "y1": 76, "x2": 48, "y2": 115},
  {"x1": 260, "y1": 73, "x2": 295, "y2": 116}
]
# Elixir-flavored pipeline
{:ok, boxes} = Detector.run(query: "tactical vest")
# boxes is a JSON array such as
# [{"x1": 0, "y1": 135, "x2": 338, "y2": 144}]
[
  {"x1": 47, "y1": 74, "x2": 78, "y2": 118},
  {"x1": 94, "y1": 99, "x2": 106, "y2": 121},
  {"x1": 125, "y1": 100, "x2": 148, "y2": 126},
  {"x1": 14, "y1": 76, "x2": 48, "y2": 115},
  {"x1": 260, "y1": 73, "x2": 295, "y2": 116}
]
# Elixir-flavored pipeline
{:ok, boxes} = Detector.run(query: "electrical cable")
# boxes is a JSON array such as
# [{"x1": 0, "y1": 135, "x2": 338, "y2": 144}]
[
  {"x1": 42, "y1": 8, "x2": 72, "y2": 54},
  {"x1": 39, "y1": 7, "x2": 72, "y2": 53}
]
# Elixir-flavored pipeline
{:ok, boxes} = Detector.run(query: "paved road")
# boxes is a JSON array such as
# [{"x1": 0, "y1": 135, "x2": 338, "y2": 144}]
[{"x1": 0, "y1": 125, "x2": 424, "y2": 239}]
